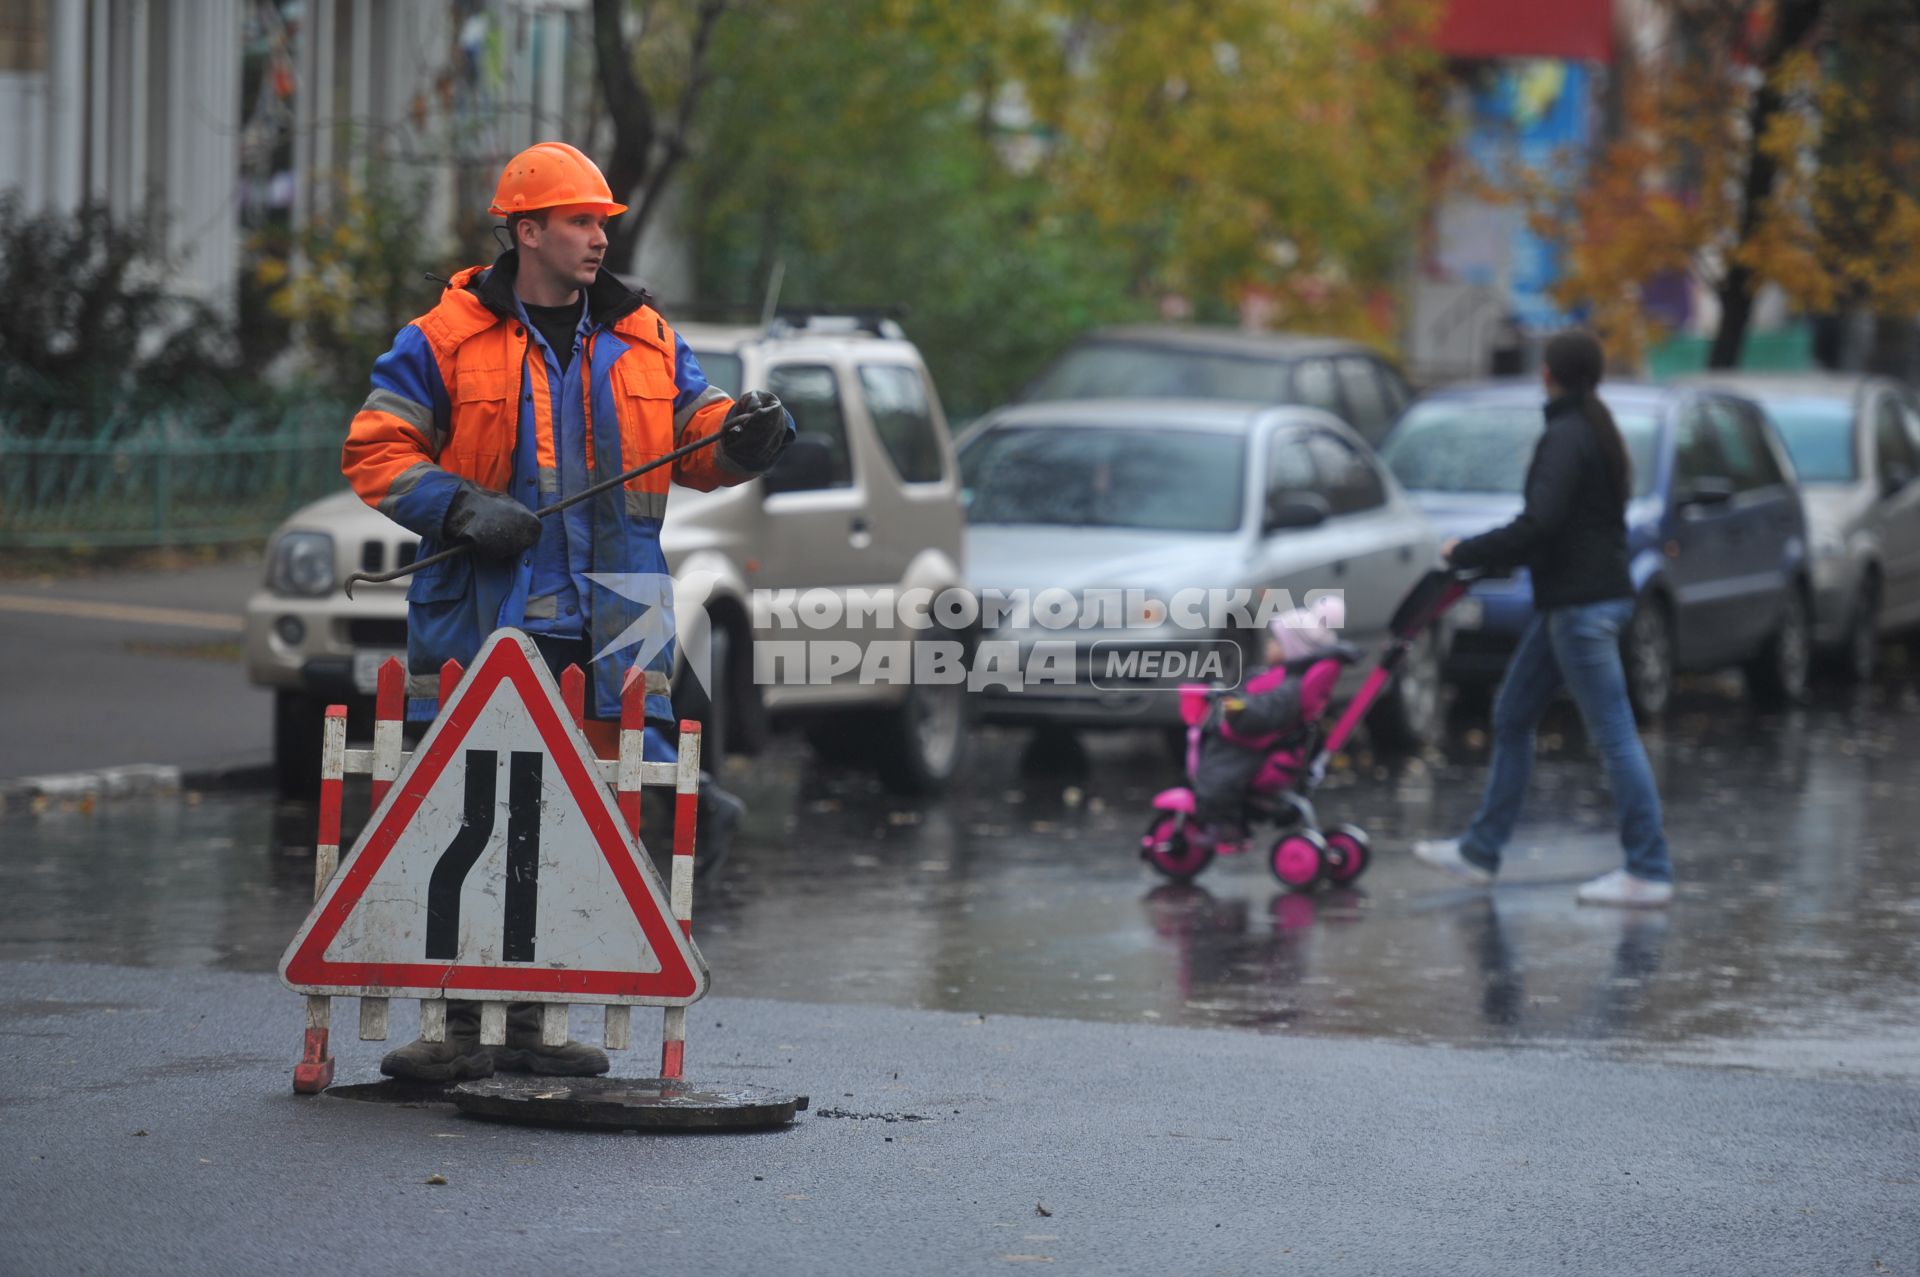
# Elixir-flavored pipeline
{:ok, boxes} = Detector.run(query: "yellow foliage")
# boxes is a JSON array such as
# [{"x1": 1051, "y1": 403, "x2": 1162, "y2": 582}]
[
  {"x1": 954, "y1": 0, "x2": 1448, "y2": 344},
  {"x1": 1527, "y1": 4, "x2": 1920, "y2": 366}
]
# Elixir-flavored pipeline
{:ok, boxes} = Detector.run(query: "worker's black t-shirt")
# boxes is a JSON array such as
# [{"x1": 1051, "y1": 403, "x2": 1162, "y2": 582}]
[{"x1": 522, "y1": 299, "x2": 582, "y2": 374}]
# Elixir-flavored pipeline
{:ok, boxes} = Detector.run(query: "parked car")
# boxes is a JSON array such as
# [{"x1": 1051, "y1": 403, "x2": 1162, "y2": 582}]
[
  {"x1": 1675, "y1": 373, "x2": 1920, "y2": 680},
  {"x1": 245, "y1": 312, "x2": 971, "y2": 797},
  {"x1": 1377, "y1": 381, "x2": 1812, "y2": 718},
  {"x1": 957, "y1": 399, "x2": 1446, "y2": 750},
  {"x1": 1016, "y1": 325, "x2": 1413, "y2": 446}
]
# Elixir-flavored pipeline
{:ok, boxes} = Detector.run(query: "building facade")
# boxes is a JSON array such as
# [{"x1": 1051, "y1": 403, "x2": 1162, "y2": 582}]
[{"x1": 0, "y1": 0, "x2": 690, "y2": 321}]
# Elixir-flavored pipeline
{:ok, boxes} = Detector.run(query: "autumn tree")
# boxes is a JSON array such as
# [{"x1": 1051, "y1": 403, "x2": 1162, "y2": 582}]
[
  {"x1": 1002, "y1": 0, "x2": 1447, "y2": 336},
  {"x1": 683, "y1": 0, "x2": 1447, "y2": 415},
  {"x1": 1533, "y1": 0, "x2": 1920, "y2": 371},
  {"x1": 592, "y1": 0, "x2": 733, "y2": 271}
]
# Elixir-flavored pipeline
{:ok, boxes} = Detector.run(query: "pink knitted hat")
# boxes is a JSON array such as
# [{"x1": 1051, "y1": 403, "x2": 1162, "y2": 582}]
[{"x1": 1269, "y1": 594, "x2": 1346, "y2": 662}]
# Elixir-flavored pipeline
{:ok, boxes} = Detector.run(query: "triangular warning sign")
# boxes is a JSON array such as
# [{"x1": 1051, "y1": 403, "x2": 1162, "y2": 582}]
[{"x1": 280, "y1": 629, "x2": 706, "y2": 1005}]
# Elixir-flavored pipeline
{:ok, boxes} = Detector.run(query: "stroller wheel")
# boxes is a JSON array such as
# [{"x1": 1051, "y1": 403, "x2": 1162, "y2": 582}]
[
  {"x1": 1269, "y1": 829, "x2": 1329, "y2": 891},
  {"x1": 1142, "y1": 813, "x2": 1214, "y2": 882},
  {"x1": 1324, "y1": 824, "x2": 1372, "y2": 885}
]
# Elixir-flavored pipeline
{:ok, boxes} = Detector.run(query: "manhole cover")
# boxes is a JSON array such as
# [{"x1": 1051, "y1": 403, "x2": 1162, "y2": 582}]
[{"x1": 448, "y1": 1076, "x2": 809, "y2": 1131}]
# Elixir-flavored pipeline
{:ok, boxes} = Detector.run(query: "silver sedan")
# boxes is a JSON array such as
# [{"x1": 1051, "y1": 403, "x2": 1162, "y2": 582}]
[
  {"x1": 1680, "y1": 373, "x2": 1920, "y2": 680},
  {"x1": 957, "y1": 400, "x2": 1445, "y2": 749}
]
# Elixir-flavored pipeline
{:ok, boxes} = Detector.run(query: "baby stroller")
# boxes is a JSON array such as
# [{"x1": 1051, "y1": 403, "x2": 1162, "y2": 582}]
[{"x1": 1140, "y1": 568, "x2": 1472, "y2": 890}]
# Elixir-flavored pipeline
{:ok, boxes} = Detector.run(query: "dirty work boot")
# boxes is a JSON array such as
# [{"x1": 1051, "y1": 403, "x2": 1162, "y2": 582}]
[
  {"x1": 379, "y1": 999, "x2": 494, "y2": 1082},
  {"x1": 494, "y1": 1003, "x2": 610, "y2": 1076}
]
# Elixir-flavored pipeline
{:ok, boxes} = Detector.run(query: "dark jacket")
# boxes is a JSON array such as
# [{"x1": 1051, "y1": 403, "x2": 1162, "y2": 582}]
[
  {"x1": 1193, "y1": 675, "x2": 1306, "y2": 826},
  {"x1": 1448, "y1": 394, "x2": 1633, "y2": 610}
]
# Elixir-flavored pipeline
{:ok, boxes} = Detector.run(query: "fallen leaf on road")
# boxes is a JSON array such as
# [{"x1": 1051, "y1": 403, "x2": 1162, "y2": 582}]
[
  {"x1": 425, "y1": 1174, "x2": 448, "y2": 1186},
  {"x1": 1035, "y1": 1203, "x2": 1052, "y2": 1218},
  {"x1": 131, "y1": 1130, "x2": 147, "y2": 1137}
]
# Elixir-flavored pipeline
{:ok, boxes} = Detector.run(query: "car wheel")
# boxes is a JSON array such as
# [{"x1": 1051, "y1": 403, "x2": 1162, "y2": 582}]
[
  {"x1": 1367, "y1": 625, "x2": 1441, "y2": 752},
  {"x1": 273, "y1": 690, "x2": 325, "y2": 800},
  {"x1": 872, "y1": 654, "x2": 971, "y2": 796},
  {"x1": 1840, "y1": 578, "x2": 1880, "y2": 683},
  {"x1": 1621, "y1": 596, "x2": 1673, "y2": 722},
  {"x1": 1746, "y1": 586, "x2": 1811, "y2": 708}
]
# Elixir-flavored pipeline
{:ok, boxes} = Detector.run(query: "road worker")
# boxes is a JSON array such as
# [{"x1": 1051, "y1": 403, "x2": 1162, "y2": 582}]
[{"x1": 341, "y1": 141, "x2": 791, "y2": 1081}]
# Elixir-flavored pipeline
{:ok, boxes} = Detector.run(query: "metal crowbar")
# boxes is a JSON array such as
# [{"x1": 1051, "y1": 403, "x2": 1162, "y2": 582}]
[{"x1": 342, "y1": 427, "x2": 730, "y2": 598}]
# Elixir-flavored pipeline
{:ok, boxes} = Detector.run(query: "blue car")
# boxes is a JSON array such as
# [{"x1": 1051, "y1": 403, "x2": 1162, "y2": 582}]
[{"x1": 1378, "y1": 381, "x2": 1813, "y2": 717}]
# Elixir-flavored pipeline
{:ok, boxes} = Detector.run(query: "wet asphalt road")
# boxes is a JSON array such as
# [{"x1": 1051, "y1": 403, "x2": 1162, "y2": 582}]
[
  {"x1": 4, "y1": 674, "x2": 1919, "y2": 1081},
  {"x1": 6, "y1": 673, "x2": 1920, "y2": 1273}
]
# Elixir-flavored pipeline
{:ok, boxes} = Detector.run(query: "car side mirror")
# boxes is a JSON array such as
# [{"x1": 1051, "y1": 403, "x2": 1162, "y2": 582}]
[
  {"x1": 1264, "y1": 492, "x2": 1331, "y2": 532},
  {"x1": 1679, "y1": 475, "x2": 1736, "y2": 509},
  {"x1": 760, "y1": 434, "x2": 835, "y2": 496}
]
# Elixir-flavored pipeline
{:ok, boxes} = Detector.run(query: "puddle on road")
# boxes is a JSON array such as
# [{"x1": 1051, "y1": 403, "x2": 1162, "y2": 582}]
[{"x1": 5, "y1": 679, "x2": 1920, "y2": 1079}]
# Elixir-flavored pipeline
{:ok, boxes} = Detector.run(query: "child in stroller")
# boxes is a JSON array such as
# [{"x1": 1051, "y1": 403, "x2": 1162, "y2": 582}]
[
  {"x1": 1140, "y1": 593, "x2": 1369, "y2": 889},
  {"x1": 1143, "y1": 567, "x2": 1473, "y2": 888},
  {"x1": 1188, "y1": 595, "x2": 1350, "y2": 855}
]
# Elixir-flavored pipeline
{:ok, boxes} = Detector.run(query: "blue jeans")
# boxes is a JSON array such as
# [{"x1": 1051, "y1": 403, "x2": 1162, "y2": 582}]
[{"x1": 1459, "y1": 598, "x2": 1673, "y2": 882}]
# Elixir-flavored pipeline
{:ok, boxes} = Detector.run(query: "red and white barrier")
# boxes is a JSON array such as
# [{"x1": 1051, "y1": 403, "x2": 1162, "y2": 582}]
[{"x1": 290, "y1": 652, "x2": 702, "y2": 1093}]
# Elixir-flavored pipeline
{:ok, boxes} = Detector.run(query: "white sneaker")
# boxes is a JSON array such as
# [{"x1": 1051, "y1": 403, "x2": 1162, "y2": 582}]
[
  {"x1": 1412, "y1": 838, "x2": 1493, "y2": 886},
  {"x1": 1575, "y1": 869, "x2": 1673, "y2": 908}
]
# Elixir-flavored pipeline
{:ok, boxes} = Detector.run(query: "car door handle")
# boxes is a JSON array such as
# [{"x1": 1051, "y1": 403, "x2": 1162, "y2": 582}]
[
  {"x1": 849, "y1": 516, "x2": 873, "y2": 549},
  {"x1": 1399, "y1": 545, "x2": 1414, "y2": 563},
  {"x1": 1330, "y1": 560, "x2": 1348, "y2": 578}
]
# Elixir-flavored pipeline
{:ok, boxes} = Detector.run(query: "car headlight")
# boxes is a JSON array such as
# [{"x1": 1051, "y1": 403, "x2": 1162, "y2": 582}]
[{"x1": 269, "y1": 531, "x2": 336, "y2": 597}]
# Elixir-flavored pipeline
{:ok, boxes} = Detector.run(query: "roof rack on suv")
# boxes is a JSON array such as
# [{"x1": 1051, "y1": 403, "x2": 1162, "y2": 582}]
[
  {"x1": 768, "y1": 306, "x2": 907, "y2": 340},
  {"x1": 662, "y1": 300, "x2": 908, "y2": 341}
]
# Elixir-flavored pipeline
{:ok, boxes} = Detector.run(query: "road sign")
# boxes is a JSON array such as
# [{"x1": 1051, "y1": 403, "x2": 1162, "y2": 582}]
[{"x1": 279, "y1": 629, "x2": 707, "y2": 1005}]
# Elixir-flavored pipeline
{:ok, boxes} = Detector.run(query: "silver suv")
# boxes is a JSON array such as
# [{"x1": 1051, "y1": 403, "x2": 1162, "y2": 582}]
[{"x1": 244, "y1": 313, "x2": 971, "y2": 796}]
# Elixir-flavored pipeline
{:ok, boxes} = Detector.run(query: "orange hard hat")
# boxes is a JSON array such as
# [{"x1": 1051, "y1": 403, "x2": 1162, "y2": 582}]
[{"x1": 487, "y1": 142, "x2": 628, "y2": 218}]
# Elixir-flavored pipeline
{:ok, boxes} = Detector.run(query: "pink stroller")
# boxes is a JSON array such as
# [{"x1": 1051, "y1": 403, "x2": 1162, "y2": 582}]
[{"x1": 1140, "y1": 569, "x2": 1473, "y2": 890}]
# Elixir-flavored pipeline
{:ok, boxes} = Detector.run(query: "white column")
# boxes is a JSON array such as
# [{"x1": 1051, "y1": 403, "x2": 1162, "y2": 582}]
[
  {"x1": 46, "y1": 0, "x2": 86, "y2": 211},
  {"x1": 538, "y1": 9, "x2": 565, "y2": 140},
  {"x1": 89, "y1": 0, "x2": 110, "y2": 200},
  {"x1": 165, "y1": 0, "x2": 190, "y2": 273},
  {"x1": 197, "y1": 0, "x2": 240, "y2": 314},
  {"x1": 311, "y1": 0, "x2": 335, "y2": 211},
  {"x1": 349, "y1": 0, "x2": 369, "y2": 181},
  {"x1": 127, "y1": 0, "x2": 147, "y2": 209},
  {"x1": 291, "y1": 0, "x2": 311, "y2": 231}
]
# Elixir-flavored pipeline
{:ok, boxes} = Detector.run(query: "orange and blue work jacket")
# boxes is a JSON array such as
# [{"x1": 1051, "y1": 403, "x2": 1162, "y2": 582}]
[{"x1": 341, "y1": 251, "x2": 762, "y2": 725}]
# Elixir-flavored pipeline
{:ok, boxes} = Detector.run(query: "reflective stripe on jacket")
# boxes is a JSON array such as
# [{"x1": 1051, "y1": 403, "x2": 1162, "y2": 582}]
[{"x1": 340, "y1": 251, "x2": 748, "y2": 721}]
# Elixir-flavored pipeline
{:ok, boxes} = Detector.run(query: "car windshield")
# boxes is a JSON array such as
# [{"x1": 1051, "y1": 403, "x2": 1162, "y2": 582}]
[
  {"x1": 961, "y1": 424, "x2": 1245, "y2": 533},
  {"x1": 1380, "y1": 402, "x2": 1661, "y2": 498},
  {"x1": 1756, "y1": 398, "x2": 1856, "y2": 482},
  {"x1": 690, "y1": 350, "x2": 742, "y2": 397},
  {"x1": 1022, "y1": 343, "x2": 1288, "y2": 404}
]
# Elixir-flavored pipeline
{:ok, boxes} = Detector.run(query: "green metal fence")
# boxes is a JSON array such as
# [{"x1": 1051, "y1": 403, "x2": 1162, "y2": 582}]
[{"x1": 0, "y1": 387, "x2": 355, "y2": 548}]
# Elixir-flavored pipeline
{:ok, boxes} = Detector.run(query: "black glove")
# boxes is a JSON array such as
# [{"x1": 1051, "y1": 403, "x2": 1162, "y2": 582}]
[
  {"x1": 443, "y1": 481, "x2": 542, "y2": 559},
  {"x1": 719, "y1": 389, "x2": 791, "y2": 472}
]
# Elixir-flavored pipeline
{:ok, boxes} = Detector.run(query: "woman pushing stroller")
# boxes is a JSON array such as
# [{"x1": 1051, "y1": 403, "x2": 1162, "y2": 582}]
[{"x1": 1414, "y1": 330, "x2": 1674, "y2": 908}]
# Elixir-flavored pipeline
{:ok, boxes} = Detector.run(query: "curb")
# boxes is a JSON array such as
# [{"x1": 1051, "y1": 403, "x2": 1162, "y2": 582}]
[{"x1": 1, "y1": 756, "x2": 275, "y2": 814}]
